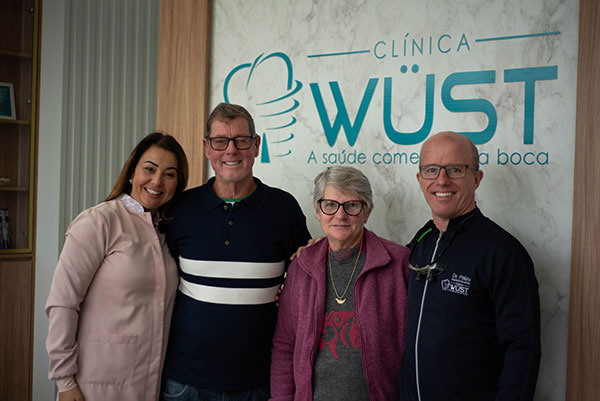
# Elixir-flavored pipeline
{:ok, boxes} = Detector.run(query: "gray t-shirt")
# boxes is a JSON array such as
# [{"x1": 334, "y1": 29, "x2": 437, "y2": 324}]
[{"x1": 312, "y1": 245, "x2": 369, "y2": 401}]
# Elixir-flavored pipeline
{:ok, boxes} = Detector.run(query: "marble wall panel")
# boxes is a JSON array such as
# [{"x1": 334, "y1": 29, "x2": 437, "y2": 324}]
[{"x1": 210, "y1": 1, "x2": 579, "y2": 399}]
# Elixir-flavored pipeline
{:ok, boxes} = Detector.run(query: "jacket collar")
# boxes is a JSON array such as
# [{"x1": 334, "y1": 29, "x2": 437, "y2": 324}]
[
  {"x1": 296, "y1": 228, "x2": 392, "y2": 279},
  {"x1": 446, "y1": 207, "x2": 481, "y2": 231},
  {"x1": 117, "y1": 193, "x2": 145, "y2": 213},
  {"x1": 419, "y1": 207, "x2": 482, "y2": 235}
]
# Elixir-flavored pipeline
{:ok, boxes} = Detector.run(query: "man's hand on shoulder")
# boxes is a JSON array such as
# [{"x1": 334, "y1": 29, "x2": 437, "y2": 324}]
[{"x1": 290, "y1": 237, "x2": 324, "y2": 261}]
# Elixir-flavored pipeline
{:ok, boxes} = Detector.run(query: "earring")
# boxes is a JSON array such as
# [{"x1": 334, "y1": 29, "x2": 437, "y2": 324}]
[{"x1": 129, "y1": 178, "x2": 132, "y2": 184}]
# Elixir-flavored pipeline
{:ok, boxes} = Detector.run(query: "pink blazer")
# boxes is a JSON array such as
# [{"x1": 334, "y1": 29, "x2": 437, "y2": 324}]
[{"x1": 46, "y1": 197, "x2": 179, "y2": 401}]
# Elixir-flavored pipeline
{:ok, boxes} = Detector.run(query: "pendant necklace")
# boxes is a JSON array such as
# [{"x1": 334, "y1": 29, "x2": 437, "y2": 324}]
[{"x1": 328, "y1": 241, "x2": 363, "y2": 304}]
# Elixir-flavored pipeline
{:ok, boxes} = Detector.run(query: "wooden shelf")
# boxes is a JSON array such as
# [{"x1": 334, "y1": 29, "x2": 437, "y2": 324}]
[
  {"x1": 0, "y1": 119, "x2": 30, "y2": 125},
  {"x1": 0, "y1": 187, "x2": 29, "y2": 192},
  {"x1": 0, "y1": 50, "x2": 33, "y2": 59},
  {"x1": 0, "y1": 251, "x2": 33, "y2": 258}
]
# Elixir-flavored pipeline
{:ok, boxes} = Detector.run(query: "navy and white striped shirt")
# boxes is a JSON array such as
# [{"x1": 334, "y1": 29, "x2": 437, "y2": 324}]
[{"x1": 163, "y1": 177, "x2": 311, "y2": 391}]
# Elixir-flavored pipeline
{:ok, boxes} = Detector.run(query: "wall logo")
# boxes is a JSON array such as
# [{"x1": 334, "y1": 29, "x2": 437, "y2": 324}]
[
  {"x1": 222, "y1": 31, "x2": 560, "y2": 166},
  {"x1": 223, "y1": 52, "x2": 302, "y2": 163}
]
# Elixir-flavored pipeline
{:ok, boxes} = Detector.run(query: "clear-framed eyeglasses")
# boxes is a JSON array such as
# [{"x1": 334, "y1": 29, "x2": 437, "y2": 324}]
[
  {"x1": 206, "y1": 135, "x2": 256, "y2": 151},
  {"x1": 419, "y1": 164, "x2": 479, "y2": 179},
  {"x1": 318, "y1": 199, "x2": 365, "y2": 216}
]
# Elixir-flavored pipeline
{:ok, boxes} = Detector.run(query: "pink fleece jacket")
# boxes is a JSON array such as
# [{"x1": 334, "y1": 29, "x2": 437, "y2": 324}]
[{"x1": 270, "y1": 229, "x2": 410, "y2": 401}]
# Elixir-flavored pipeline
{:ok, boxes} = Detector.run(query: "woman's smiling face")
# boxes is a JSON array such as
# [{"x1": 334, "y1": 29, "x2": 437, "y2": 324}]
[
  {"x1": 316, "y1": 185, "x2": 370, "y2": 250},
  {"x1": 129, "y1": 146, "x2": 179, "y2": 212}
]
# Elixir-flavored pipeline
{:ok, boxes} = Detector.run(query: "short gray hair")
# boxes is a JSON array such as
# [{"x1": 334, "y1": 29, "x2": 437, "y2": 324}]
[
  {"x1": 206, "y1": 102, "x2": 256, "y2": 138},
  {"x1": 313, "y1": 166, "x2": 373, "y2": 212}
]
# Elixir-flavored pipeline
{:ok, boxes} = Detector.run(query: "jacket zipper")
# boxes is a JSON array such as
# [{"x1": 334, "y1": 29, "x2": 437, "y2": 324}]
[
  {"x1": 309, "y1": 273, "x2": 324, "y2": 399},
  {"x1": 414, "y1": 230, "x2": 443, "y2": 401},
  {"x1": 354, "y1": 272, "x2": 372, "y2": 400}
]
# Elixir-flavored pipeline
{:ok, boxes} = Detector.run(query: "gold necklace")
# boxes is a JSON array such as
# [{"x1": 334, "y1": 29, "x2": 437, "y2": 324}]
[{"x1": 328, "y1": 241, "x2": 363, "y2": 304}]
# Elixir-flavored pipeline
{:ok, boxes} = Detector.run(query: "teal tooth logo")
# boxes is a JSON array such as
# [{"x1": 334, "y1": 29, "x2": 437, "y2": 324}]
[{"x1": 223, "y1": 52, "x2": 302, "y2": 163}]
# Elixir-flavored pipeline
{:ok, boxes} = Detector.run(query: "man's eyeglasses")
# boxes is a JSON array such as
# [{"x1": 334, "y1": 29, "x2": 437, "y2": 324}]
[
  {"x1": 206, "y1": 135, "x2": 256, "y2": 151},
  {"x1": 318, "y1": 199, "x2": 364, "y2": 216},
  {"x1": 419, "y1": 164, "x2": 478, "y2": 180}
]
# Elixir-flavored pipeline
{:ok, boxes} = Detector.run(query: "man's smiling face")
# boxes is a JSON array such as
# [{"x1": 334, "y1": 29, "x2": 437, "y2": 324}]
[
  {"x1": 417, "y1": 132, "x2": 483, "y2": 230},
  {"x1": 204, "y1": 116, "x2": 259, "y2": 188}
]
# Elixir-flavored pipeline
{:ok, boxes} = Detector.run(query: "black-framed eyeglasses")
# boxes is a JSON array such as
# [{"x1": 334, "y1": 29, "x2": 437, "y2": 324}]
[
  {"x1": 419, "y1": 164, "x2": 478, "y2": 179},
  {"x1": 318, "y1": 199, "x2": 365, "y2": 216},
  {"x1": 206, "y1": 135, "x2": 256, "y2": 151}
]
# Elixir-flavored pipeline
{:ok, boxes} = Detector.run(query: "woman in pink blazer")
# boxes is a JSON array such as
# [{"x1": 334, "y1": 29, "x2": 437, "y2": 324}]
[{"x1": 46, "y1": 133, "x2": 189, "y2": 401}]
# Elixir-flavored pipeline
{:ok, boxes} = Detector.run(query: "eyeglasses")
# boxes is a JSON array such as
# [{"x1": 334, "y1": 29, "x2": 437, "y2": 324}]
[
  {"x1": 409, "y1": 262, "x2": 447, "y2": 282},
  {"x1": 419, "y1": 164, "x2": 478, "y2": 179},
  {"x1": 408, "y1": 212, "x2": 477, "y2": 282},
  {"x1": 318, "y1": 199, "x2": 365, "y2": 216},
  {"x1": 206, "y1": 135, "x2": 256, "y2": 151}
]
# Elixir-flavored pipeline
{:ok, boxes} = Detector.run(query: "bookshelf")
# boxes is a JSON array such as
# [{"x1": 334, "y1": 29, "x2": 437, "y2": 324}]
[
  {"x1": 0, "y1": 0, "x2": 39, "y2": 253},
  {"x1": 0, "y1": 1, "x2": 39, "y2": 399}
]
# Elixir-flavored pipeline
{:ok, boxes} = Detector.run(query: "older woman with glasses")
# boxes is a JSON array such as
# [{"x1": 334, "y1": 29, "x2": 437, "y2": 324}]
[{"x1": 270, "y1": 166, "x2": 410, "y2": 401}]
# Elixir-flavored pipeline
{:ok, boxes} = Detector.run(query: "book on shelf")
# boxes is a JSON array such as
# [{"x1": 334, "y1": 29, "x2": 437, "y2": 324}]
[{"x1": 0, "y1": 208, "x2": 10, "y2": 249}]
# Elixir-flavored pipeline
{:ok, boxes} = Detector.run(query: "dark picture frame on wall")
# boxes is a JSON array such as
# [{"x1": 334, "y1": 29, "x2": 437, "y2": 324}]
[{"x1": 0, "y1": 82, "x2": 16, "y2": 120}]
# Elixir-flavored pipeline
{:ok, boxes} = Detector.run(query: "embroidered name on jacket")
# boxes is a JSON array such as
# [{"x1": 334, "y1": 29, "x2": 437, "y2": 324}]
[{"x1": 441, "y1": 273, "x2": 471, "y2": 296}]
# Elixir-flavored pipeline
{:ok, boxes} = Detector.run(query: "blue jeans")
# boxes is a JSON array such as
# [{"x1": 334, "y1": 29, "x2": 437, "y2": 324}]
[{"x1": 161, "y1": 378, "x2": 270, "y2": 401}]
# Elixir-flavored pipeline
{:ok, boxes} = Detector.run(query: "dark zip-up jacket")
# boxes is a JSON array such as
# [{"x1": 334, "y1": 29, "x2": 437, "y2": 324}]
[{"x1": 398, "y1": 208, "x2": 540, "y2": 401}]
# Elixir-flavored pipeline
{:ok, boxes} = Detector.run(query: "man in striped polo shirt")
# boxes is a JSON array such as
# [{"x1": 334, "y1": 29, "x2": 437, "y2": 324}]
[{"x1": 161, "y1": 103, "x2": 311, "y2": 401}]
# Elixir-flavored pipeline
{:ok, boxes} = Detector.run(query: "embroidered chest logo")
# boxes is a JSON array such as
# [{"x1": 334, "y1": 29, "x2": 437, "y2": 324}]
[
  {"x1": 441, "y1": 273, "x2": 471, "y2": 296},
  {"x1": 319, "y1": 311, "x2": 361, "y2": 359}
]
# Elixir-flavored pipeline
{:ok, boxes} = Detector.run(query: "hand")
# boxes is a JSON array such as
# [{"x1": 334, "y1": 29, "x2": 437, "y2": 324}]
[
  {"x1": 58, "y1": 386, "x2": 84, "y2": 401},
  {"x1": 274, "y1": 287, "x2": 282, "y2": 303},
  {"x1": 290, "y1": 237, "x2": 324, "y2": 260}
]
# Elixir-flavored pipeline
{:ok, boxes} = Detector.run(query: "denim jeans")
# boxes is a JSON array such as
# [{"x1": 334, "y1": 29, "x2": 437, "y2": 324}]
[{"x1": 161, "y1": 378, "x2": 270, "y2": 401}]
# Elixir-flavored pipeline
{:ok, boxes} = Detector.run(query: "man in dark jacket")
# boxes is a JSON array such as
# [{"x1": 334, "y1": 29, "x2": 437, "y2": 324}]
[{"x1": 398, "y1": 131, "x2": 541, "y2": 401}]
